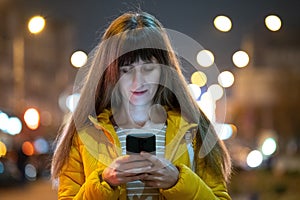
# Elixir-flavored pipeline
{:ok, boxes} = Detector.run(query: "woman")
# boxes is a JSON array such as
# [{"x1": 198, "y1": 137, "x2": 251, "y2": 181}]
[{"x1": 51, "y1": 11, "x2": 232, "y2": 199}]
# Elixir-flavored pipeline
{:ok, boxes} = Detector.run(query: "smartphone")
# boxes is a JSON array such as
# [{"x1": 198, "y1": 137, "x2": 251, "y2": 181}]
[{"x1": 126, "y1": 133, "x2": 156, "y2": 155}]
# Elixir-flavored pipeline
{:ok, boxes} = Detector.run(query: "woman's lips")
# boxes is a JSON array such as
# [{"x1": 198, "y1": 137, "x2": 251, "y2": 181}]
[{"x1": 132, "y1": 90, "x2": 147, "y2": 96}]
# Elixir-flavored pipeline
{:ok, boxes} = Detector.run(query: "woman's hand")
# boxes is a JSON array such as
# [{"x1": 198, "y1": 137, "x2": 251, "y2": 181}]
[
  {"x1": 140, "y1": 152, "x2": 179, "y2": 189},
  {"x1": 102, "y1": 154, "x2": 152, "y2": 187}
]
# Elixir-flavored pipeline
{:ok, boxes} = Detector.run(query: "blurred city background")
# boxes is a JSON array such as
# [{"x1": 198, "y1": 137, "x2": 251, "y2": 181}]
[{"x1": 0, "y1": 0, "x2": 299, "y2": 199}]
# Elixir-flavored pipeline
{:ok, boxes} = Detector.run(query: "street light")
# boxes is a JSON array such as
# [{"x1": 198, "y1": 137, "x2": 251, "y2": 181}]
[{"x1": 28, "y1": 16, "x2": 46, "y2": 34}]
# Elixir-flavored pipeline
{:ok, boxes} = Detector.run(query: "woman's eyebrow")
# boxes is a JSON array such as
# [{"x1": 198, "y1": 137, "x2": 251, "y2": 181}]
[{"x1": 125, "y1": 61, "x2": 154, "y2": 67}]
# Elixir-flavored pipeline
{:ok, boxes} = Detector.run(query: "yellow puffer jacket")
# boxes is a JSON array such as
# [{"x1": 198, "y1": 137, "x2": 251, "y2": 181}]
[{"x1": 58, "y1": 109, "x2": 231, "y2": 200}]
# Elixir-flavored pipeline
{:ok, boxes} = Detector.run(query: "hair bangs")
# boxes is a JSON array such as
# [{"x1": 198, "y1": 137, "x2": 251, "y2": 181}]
[
  {"x1": 118, "y1": 48, "x2": 168, "y2": 67},
  {"x1": 117, "y1": 27, "x2": 168, "y2": 66}
]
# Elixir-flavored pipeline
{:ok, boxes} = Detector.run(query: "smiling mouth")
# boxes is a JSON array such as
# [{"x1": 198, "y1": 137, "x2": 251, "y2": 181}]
[{"x1": 132, "y1": 90, "x2": 147, "y2": 96}]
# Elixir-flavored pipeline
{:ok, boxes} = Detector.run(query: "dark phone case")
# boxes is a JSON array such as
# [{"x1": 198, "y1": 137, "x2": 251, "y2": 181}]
[{"x1": 126, "y1": 133, "x2": 156, "y2": 155}]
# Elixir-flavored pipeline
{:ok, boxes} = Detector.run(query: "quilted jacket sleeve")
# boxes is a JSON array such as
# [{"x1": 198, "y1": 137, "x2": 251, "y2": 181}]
[
  {"x1": 160, "y1": 164, "x2": 231, "y2": 200},
  {"x1": 58, "y1": 135, "x2": 121, "y2": 200}
]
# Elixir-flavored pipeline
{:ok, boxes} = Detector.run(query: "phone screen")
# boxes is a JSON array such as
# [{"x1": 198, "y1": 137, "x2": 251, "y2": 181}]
[{"x1": 126, "y1": 133, "x2": 156, "y2": 155}]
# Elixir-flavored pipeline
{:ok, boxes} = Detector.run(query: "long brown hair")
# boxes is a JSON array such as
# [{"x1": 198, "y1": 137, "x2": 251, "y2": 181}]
[{"x1": 51, "y1": 11, "x2": 231, "y2": 182}]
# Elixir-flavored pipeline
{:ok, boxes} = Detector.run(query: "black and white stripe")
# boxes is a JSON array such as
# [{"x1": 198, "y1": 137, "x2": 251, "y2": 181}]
[{"x1": 115, "y1": 125, "x2": 166, "y2": 200}]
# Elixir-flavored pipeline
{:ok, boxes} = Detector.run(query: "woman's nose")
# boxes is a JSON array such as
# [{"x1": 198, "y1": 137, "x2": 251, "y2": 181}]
[{"x1": 132, "y1": 68, "x2": 145, "y2": 89}]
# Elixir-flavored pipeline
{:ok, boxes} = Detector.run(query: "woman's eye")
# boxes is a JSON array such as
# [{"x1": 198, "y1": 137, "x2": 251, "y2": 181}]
[
  {"x1": 120, "y1": 66, "x2": 132, "y2": 73},
  {"x1": 143, "y1": 64, "x2": 155, "y2": 71}
]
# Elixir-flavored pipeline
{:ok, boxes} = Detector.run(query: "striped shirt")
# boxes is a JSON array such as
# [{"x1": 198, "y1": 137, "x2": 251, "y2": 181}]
[{"x1": 115, "y1": 125, "x2": 167, "y2": 200}]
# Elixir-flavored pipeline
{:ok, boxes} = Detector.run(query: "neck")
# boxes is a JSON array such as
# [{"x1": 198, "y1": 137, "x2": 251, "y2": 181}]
[{"x1": 114, "y1": 103, "x2": 151, "y2": 128}]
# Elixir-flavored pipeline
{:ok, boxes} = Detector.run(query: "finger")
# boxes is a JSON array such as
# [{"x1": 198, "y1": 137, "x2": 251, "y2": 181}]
[
  {"x1": 124, "y1": 173, "x2": 148, "y2": 183},
  {"x1": 142, "y1": 173, "x2": 177, "y2": 189},
  {"x1": 140, "y1": 152, "x2": 162, "y2": 165},
  {"x1": 117, "y1": 154, "x2": 146, "y2": 163},
  {"x1": 123, "y1": 165, "x2": 152, "y2": 174},
  {"x1": 113, "y1": 156, "x2": 151, "y2": 171},
  {"x1": 140, "y1": 152, "x2": 171, "y2": 171},
  {"x1": 116, "y1": 171, "x2": 148, "y2": 182},
  {"x1": 119, "y1": 161, "x2": 152, "y2": 172}
]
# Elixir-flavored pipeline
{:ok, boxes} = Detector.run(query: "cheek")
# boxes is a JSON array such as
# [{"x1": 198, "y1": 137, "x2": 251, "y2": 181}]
[
  {"x1": 118, "y1": 77, "x2": 130, "y2": 95},
  {"x1": 119, "y1": 83, "x2": 129, "y2": 94},
  {"x1": 148, "y1": 70, "x2": 161, "y2": 84},
  {"x1": 119, "y1": 73, "x2": 132, "y2": 86},
  {"x1": 148, "y1": 73, "x2": 161, "y2": 94}
]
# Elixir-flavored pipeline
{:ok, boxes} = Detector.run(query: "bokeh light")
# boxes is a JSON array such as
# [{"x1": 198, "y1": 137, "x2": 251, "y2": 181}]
[
  {"x1": 262, "y1": 138, "x2": 277, "y2": 156},
  {"x1": 196, "y1": 50, "x2": 214, "y2": 67},
  {"x1": 71, "y1": 51, "x2": 88, "y2": 68},
  {"x1": 28, "y1": 16, "x2": 46, "y2": 34},
  {"x1": 207, "y1": 84, "x2": 224, "y2": 101},
  {"x1": 33, "y1": 138, "x2": 49, "y2": 154},
  {"x1": 66, "y1": 93, "x2": 81, "y2": 112},
  {"x1": 0, "y1": 112, "x2": 9, "y2": 132},
  {"x1": 247, "y1": 150, "x2": 263, "y2": 168},
  {"x1": 187, "y1": 84, "x2": 202, "y2": 100},
  {"x1": 191, "y1": 71, "x2": 207, "y2": 87},
  {"x1": 25, "y1": 164, "x2": 37, "y2": 181},
  {"x1": 7, "y1": 117, "x2": 22, "y2": 135},
  {"x1": 218, "y1": 71, "x2": 235, "y2": 88},
  {"x1": 197, "y1": 92, "x2": 216, "y2": 121},
  {"x1": 216, "y1": 123, "x2": 233, "y2": 140},
  {"x1": 0, "y1": 161, "x2": 4, "y2": 174},
  {"x1": 0, "y1": 141, "x2": 7, "y2": 157},
  {"x1": 40, "y1": 111, "x2": 52, "y2": 126},
  {"x1": 24, "y1": 108, "x2": 40, "y2": 130},
  {"x1": 58, "y1": 92, "x2": 69, "y2": 112},
  {"x1": 230, "y1": 124, "x2": 238, "y2": 138},
  {"x1": 22, "y1": 141, "x2": 35, "y2": 156},
  {"x1": 214, "y1": 15, "x2": 232, "y2": 32},
  {"x1": 232, "y1": 50, "x2": 250, "y2": 68},
  {"x1": 265, "y1": 15, "x2": 282, "y2": 31}
]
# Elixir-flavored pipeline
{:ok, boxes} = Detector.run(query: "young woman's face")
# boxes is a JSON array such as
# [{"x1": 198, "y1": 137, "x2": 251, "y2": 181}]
[{"x1": 118, "y1": 58, "x2": 161, "y2": 107}]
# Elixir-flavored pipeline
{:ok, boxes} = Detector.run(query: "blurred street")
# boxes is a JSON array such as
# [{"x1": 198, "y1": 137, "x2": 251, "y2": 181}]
[
  {"x1": 1, "y1": 168, "x2": 300, "y2": 200},
  {"x1": 0, "y1": 179, "x2": 57, "y2": 200}
]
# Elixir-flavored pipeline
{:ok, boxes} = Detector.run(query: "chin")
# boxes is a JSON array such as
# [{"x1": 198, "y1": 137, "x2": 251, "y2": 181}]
[
  {"x1": 129, "y1": 99, "x2": 151, "y2": 107},
  {"x1": 129, "y1": 102, "x2": 149, "y2": 106}
]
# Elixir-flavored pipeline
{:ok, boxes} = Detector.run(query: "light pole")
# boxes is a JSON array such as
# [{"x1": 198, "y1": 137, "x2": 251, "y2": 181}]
[
  {"x1": 12, "y1": 12, "x2": 25, "y2": 115},
  {"x1": 12, "y1": 15, "x2": 46, "y2": 114}
]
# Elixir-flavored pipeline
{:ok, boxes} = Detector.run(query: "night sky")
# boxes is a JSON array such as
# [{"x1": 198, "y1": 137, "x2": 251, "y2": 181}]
[{"x1": 23, "y1": 0, "x2": 300, "y2": 69}]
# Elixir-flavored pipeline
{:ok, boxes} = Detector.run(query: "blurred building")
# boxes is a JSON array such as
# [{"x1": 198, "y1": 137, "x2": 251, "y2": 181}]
[
  {"x1": 0, "y1": 0, "x2": 77, "y2": 183},
  {"x1": 0, "y1": 0, "x2": 77, "y2": 139},
  {"x1": 230, "y1": 27, "x2": 300, "y2": 151}
]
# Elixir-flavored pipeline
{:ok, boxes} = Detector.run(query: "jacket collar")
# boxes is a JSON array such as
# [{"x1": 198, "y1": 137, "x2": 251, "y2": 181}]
[
  {"x1": 88, "y1": 109, "x2": 117, "y2": 145},
  {"x1": 164, "y1": 109, "x2": 197, "y2": 161},
  {"x1": 88, "y1": 108, "x2": 197, "y2": 161}
]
